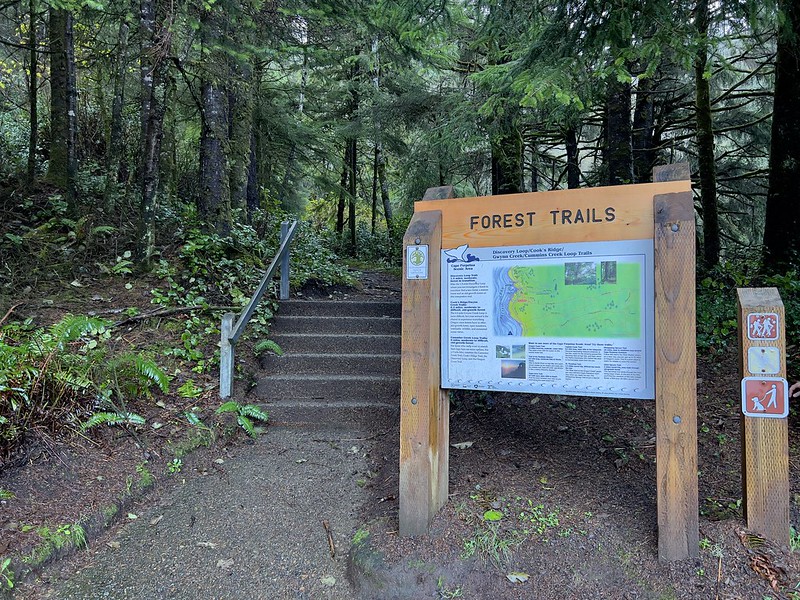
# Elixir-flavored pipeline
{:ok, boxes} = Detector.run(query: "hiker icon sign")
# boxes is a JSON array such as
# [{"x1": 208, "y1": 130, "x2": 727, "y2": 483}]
[
  {"x1": 746, "y1": 312, "x2": 779, "y2": 341},
  {"x1": 741, "y1": 377, "x2": 789, "y2": 418}
]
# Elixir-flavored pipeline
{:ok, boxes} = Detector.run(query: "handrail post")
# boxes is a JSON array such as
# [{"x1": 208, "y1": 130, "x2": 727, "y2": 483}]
[
  {"x1": 220, "y1": 312, "x2": 234, "y2": 398},
  {"x1": 280, "y1": 221, "x2": 290, "y2": 300}
]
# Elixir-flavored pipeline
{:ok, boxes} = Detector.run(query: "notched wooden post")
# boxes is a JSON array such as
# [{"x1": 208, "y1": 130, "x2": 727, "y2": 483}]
[
  {"x1": 738, "y1": 288, "x2": 789, "y2": 546},
  {"x1": 399, "y1": 209, "x2": 448, "y2": 536},
  {"x1": 653, "y1": 184, "x2": 699, "y2": 561}
]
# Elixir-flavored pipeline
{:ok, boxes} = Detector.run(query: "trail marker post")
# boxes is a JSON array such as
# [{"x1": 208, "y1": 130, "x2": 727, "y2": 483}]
[
  {"x1": 400, "y1": 166, "x2": 698, "y2": 560},
  {"x1": 737, "y1": 288, "x2": 790, "y2": 545}
]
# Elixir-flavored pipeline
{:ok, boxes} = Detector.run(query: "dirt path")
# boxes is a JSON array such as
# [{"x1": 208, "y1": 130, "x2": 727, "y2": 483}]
[{"x1": 8, "y1": 270, "x2": 800, "y2": 599}]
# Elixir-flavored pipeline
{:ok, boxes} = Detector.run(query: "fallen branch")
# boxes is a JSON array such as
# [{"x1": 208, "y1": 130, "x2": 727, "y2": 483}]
[
  {"x1": 0, "y1": 303, "x2": 20, "y2": 327},
  {"x1": 112, "y1": 305, "x2": 237, "y2": 328},
  {"x1": 322, "y1": 520, "x2": 336, "y2": 559}
]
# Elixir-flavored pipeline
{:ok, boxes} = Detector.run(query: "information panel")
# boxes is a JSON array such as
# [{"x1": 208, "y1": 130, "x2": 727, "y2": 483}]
[{"x1": 441, "y1": 239, "x2": 655, "y2": 399}]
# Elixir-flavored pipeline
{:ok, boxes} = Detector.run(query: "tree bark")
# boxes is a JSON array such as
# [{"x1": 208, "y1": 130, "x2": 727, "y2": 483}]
[
  {"x1": 199, "y1": 4, "x2": 230, "y2": 235},
  {"x1": 47, "y1": 7, "x2": 77, "y2": 209},
  {"x1": 694, "y1": 0, "x2": 720, "y2": 268},
  {"x1": 136, "y1": 0, "x2": 168, "y2": 267},
  {"x1": 336, "y1": 142, "x2": 349, "y2": 234},
  {"x1": 106, "y1": 16, "x2": 130, "y2": 200},
  {"x1": 348, "y1": 137, "x2": 357, "y2": 249},
  {"x1": 605, "y1": 75, "x2": 633, "y2": 186},
  {"x1": 491, "y1": 113, "x2": 523, "y2": 195},
  {"x1": 376, "y1": 141, "x2": 392, "y2": 235},
  {"x1": 27, "y1": 0, "x2": 37, "y2": 187},
  {"x1": 763, "y1": 0, "x2": 800, "y2": 269},
  {"x1": 632, "y1": 75, "x2": 656, "y2": 184},
  {"x1": 565, "y1": 126, "x2": 580, "y2": 189}
]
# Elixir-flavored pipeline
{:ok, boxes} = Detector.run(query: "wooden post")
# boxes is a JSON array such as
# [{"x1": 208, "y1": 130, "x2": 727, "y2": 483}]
[
  {"x1": 399, "y1": 209, "x2": 449, "y2": 536},
  {"x1": 738, "y1": 288, "x2": 789, "y2": 545},
  {"x1": 280, "y1": 221, "x2": 290, "y2": 301},
  {"x1": 220, "y1": 312, "x2": 234, "y2": 399},
  {"x1": 653, "y1": 166, "x2": 699, "y2": 561}
]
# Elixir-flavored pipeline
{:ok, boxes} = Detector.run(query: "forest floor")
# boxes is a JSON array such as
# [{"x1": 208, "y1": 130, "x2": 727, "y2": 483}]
[{"x1": 2, "y1": 270, "x2": 800, "y2": 599}]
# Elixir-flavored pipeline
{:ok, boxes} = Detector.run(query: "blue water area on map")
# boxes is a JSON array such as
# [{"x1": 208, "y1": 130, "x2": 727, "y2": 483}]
[{"x1": 493, "y1": 268, "x2": 522, "y2": 336}]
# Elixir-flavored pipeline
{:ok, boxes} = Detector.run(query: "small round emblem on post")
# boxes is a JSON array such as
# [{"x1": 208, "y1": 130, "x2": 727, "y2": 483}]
[
  {"x1": 673, "y1": 415, "x2": 681, "y2": 424},
  {"x1": 411, "y1": 397, "x2": 418, "y2": 405}
]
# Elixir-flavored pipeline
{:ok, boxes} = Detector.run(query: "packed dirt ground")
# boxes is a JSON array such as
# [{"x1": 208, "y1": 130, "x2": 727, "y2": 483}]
[{"x1": 2, "y1": 272, "x2": 800, "y2": 599}]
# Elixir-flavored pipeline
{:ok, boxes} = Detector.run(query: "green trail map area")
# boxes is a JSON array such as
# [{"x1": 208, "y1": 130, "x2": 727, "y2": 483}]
[{"x1": 494, "y1": 262, "x2": 642, "y2": 338}]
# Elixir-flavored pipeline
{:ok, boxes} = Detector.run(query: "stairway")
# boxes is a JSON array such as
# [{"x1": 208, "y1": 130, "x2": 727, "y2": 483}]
[{"x1": 254, "y1": 299, "x2": 402, "y2": 429}]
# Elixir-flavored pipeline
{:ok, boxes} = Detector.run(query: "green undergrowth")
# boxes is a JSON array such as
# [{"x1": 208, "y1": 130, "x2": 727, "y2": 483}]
[
  {"x1": 456, "y1": 489, "x2": 587, "y2": 571},
  {"x1": 0, "y1": 314, "x2": 169, "y2": 459},
  {"x1": 696, "y1": 260, "x2": 800, "y2": 375}
]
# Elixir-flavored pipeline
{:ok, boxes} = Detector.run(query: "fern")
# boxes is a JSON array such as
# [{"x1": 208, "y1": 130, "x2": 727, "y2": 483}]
[
  {"x1": 237, "y1": 415, "x2": 256, "y2": 437},
  {"x1": 215, "y1": 401, "x2": 269, "y2": 437},
  {"x1": 239, "y1": 404, "x2": 269, "y2": 423},
  {"x1": 107, "y1": 354, "x2": 170, "y2": 395},
  {"x1": 80, "y1": 411, "x2": 145, "y2": 431},
  {"x1": 253, "y1": 339, "x2": 283, "y2": 357},
  {"x1": 215, "y1": 401, "x2": 240, "y2": 415}
]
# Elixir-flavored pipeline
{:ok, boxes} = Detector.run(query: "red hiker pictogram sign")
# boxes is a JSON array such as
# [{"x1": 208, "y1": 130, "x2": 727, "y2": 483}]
[
  {"x1": 746, "y1": 312, "x2": 779, "y2": 341},
  {"x1": 741, "y1": 377, "x2": 789, "y2": 418}
]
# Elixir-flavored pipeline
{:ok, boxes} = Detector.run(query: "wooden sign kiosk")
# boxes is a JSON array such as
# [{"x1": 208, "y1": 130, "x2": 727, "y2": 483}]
[{"x1": 400, "y1": 165, "x2": 698, "y2": 561}]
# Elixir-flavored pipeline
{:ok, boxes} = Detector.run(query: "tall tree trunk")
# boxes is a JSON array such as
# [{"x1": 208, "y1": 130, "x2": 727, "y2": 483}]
[
  {"x1": 377, "y1": 142, "x2": 392, "y2": 234},
  {"x1": 229, "y1": 77, "x2": 254, "y2": 213},
  {"x1": 370, "y1": 38, "x2": 393, "y2": 235},
  {"x1": 336, "y1": 143, "x2": 349, "y2": 234},
  {"x1": 491, "y1": 112, "x2": 523, "y2": 195},
  {"x1": 105, "y1": 16, "x2": 130, "y2": 205},
  {"x1": 694, "y1": 0, "x2": 720, "y2": 268},
  {"x1": 348, "y1": 137, "x2": 357, "y2": 250},
  {"x1": 763, "y1": 0, "x2": 800, "y2": 269},
  {"x1": 47, "y1": 7, "x2": 77, "y2": 210},
  {"x1": 137, "y1": 0, "x2": 168, "y2": 267},
  {"x1": 246, "y1": 130, "x2": 259, "y2": 219},
  {"x1": 605, "y1": 75, "x2": 633, "y2": 186},
  {"x1": 279, "y1": 50, "x2": 307, "y2": 210},
  {"x1": 565, "y1": 126, "x2": 580, "y2": 189},
  {"x1": 632, "y1": 75, "x2": 656, "y2": 183},
  {"x1": 27, "y1": 0, "x2": 37, "y2": 186},
  {"x1": 529, "y1": 142, "x2": 539, "y2": 192},
  {"x1": 199, "y1": 4, "x2": 230, "y2": 235},
  {"x1": 371, "y1": 144, "x2": 378, "y2": 234}
]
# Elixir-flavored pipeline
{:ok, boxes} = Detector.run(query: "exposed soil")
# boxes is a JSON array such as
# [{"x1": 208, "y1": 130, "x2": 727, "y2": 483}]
[{"x1": 3, "y1": 270, "x2": 800, "y2": 599}]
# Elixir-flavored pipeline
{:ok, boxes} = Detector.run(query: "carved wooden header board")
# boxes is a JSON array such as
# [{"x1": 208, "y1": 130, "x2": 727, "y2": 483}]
[{"x1": 400, "y1": 165, "x2": 698, "y2": 562}]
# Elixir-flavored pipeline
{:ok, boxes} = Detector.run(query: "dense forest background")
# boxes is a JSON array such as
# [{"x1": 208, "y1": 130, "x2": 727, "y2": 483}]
[
  {"x1": 2, "y1": 0, "x2": 799, "y2": 272},
  {"x1": 3, "y1": 3, "x2": 800, "y2": 580}
]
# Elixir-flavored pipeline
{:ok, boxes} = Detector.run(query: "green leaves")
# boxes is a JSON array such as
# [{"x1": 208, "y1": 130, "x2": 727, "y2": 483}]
[{"x1": 216, "y1": 400, "x2": 269, "y2": 438}]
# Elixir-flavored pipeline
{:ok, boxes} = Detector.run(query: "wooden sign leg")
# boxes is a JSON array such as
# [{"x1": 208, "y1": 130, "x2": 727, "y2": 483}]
[
  {"x1": 738, "y1": 288, "x2": 789, "y2": 545},
  {"x1": 399, "y1": 210, "x2": 449, "y2": 536},
  {"x1": 654, "y1": 190, "x2": 699, "y2": 561}
]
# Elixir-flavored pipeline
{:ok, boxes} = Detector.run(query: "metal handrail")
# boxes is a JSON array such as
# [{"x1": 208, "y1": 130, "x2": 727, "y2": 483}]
[{"x1": 219, "y1": 220, "x2": 298, "y2": 398}]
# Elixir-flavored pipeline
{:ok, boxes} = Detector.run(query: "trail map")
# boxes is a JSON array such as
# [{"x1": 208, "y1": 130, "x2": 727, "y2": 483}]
[{"x1": 441, "y1": 240, "x2": 655, "y2": 400}]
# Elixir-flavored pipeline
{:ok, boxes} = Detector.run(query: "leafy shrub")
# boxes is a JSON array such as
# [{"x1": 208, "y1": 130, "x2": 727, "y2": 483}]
[
  {"x1": 0, "y1": 315, "x2": 169, "y2": 458},
  {"x1": 696, "y1": 261, "x2": 800, "y2": 375}
]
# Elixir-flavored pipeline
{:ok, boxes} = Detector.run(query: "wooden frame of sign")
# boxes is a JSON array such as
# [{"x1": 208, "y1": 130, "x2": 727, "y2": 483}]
[{"x1": 400, "y1": 164, "x2": 698, "y2": 561}]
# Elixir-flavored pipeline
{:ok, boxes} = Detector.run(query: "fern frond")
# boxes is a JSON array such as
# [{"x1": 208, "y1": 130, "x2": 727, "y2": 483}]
[
  {"x1": 253, "y1": 339, "x2": 283, "y2": 357},
  {"x1": 49, "y1": 315, "x2": 110, "y2": 346},
  {"x1": 237, "y1": 415, "x2": 256, "y2": 437},
  {"x1": 216, "y1": 401, "x2": 239, "y2": 414},
  {"x1": 239, "y1": 404, "x2": 269, "y2": 423},
  {"x1": 81, "y1": 411, "x2": 145, "y2": 431},
  {"x1": 185, "y1": 411, "x2": 205, "y2": 427},
  {"x1": 128, "y1": 355, "x2": 170, "y2": 392},
  {"x1": 53, "y1": 370, "x2": 94, "y2": 392}
]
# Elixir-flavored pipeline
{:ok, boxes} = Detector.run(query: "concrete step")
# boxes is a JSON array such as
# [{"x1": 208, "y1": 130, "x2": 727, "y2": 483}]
[
  {"x1": 259, "y1": 400, "x2": 398, "y2": 430},
  {"x1": 260, "y1": 353, "x2": 400, "y2": 376},
  {"x1": 279, "y1": 300, "x2": 401, "y2": 318},
  {"x1": 271, "y1": 315, "x2": 401, "y2": 335},
  {"x1": 269, "y1": 333, "x2": 400, "y2": 354},
  {"x1": 253, "y1": 374, "x2": 400, "y2": 403}
]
